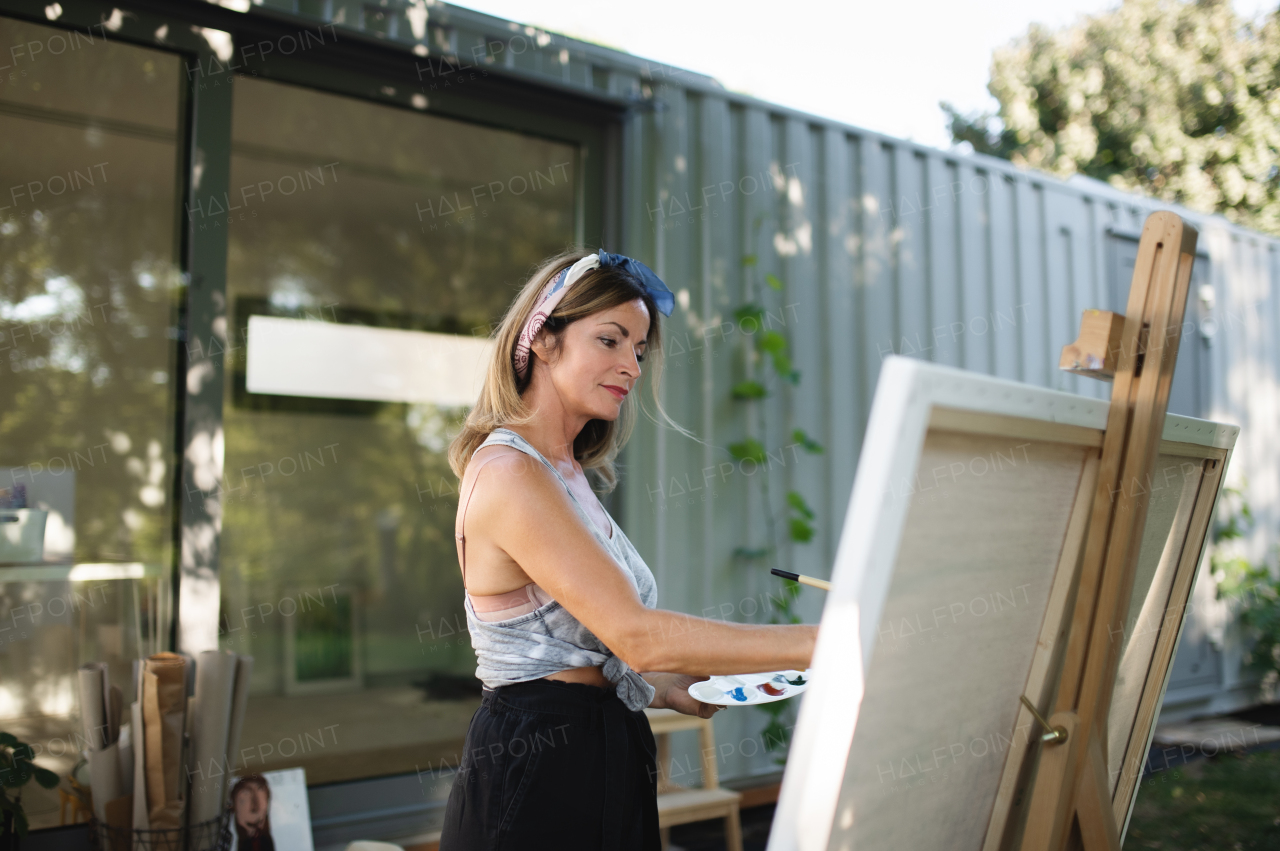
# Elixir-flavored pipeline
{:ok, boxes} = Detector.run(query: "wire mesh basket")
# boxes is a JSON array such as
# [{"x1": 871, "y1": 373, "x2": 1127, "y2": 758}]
[{"x1": 89, "y1": 810, "x2": 232, "y2": 851}]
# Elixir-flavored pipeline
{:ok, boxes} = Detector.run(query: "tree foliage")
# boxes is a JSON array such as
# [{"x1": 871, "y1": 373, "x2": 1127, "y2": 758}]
[{"x1": 946, "y1": 0, "x2": 1280, "y2": 235}]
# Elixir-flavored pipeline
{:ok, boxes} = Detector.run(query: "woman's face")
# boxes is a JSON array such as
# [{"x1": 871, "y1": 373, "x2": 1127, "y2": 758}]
[
  {"x1": 234, "y1": 785, "x2": 269, "y2": 835},
  {"x1": 536, "y1": 297, "x2": 651, "y2": 421}
]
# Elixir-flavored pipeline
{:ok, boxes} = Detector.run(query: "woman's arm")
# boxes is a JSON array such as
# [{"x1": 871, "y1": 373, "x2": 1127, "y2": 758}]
[{"x1": 467, "y1": 453, "x2": 818, "y2": 675}]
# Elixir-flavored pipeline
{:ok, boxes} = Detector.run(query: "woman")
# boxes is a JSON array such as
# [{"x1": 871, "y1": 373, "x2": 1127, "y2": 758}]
[{"x1": 439, "y1": 249, "x2": 818, "y2": 850}]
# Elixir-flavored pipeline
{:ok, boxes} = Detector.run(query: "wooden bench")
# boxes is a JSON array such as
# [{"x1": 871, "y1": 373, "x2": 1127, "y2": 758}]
[{"x1": 644, "y1": 708, "x2": 743, "y2": 851}]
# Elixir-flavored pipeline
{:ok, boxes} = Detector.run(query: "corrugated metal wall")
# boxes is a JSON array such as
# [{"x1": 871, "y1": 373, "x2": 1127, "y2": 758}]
[
  {"x1": 618, "y1": 92, "x2": 1280, "y2": 778},
  {"x1": 258, "y1": 0, "x2": 1280, "y2": 785}
]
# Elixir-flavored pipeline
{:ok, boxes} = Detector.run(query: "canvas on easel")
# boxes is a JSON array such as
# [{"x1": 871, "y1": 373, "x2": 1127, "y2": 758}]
[{"x1": 768, "y1": 212, "x2": 1236, "y2": 851}]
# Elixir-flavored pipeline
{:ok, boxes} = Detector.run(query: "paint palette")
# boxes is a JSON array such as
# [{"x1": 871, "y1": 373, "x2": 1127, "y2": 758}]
[{"x1": 687, "y1": 670, "x2": 810, "y2": 706}]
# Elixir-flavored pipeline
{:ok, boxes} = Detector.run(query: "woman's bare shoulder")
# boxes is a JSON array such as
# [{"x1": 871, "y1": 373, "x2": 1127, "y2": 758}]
[
  {"x1": 464, "y1": 444, "x2": 563, "y2": 506},
  {"x1": 466, "y1": 442, "x2": 522, "y2": 469}
]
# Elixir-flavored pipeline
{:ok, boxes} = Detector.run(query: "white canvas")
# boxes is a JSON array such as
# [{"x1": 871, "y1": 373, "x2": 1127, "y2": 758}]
[{"x1": 768, "y1": 356, "x2": 1237, "y2": 851}]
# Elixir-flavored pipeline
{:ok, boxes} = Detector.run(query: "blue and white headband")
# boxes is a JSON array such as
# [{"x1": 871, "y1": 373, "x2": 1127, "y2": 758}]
[{"x1": 512, "y1": 250, "x2": 675, "y2": 379}]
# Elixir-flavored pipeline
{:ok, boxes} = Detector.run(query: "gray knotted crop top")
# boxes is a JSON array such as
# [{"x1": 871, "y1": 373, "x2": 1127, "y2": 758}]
[{"x1": 456, "y1": 428, "x2": 659, "y2": 711}]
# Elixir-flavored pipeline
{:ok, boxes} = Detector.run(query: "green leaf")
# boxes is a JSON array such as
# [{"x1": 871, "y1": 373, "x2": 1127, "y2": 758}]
[
  {"x1": 759, "y1": 698, "x2": 798, "y2": 767},
  {"x1": 731, "y1": 380, "x2": 767, "y2": 400},
  {"x1": 0, "y1": 734, "x2": 18, "y2": 748},
  {"x1": 765, "y1": 273, "x2": 784, "y2": 291},
  {"x1": 787, "y1": 491, "x2": 815, "y2": 520},
  {"x1": 757, "y1": 330, "x2": 786, "y2": 355},
  {"x1": 2, "y1": 761, "x2": 32, "y2": 788},
  {"x1": 789, "y1": 518, "x2": 815, "y2": 542},
  {"x1": 792, "y1": 428, "x2": 824, "y2": 454},
  {"x1": 728, "y1": 439, "x2": 767, "y2": 465},
  {"x1": 767, "y1": 581, "x2": 801, "y2": 621},
  {"x1": 742, "y1": 254, "x2": 758, "y2": 267},
  {"x1": 733, "y1": 303, "x2": 764, "y2": 326},
  {"x1": 10, "y1": 744, "x2": 32, "y2": 762},
  {"x1": 32, "y1": 767, "x2": 59, "y2": 790},
  {"x1": 768, "y1": 352, "x2": 793, "y2": 379},
  {"x1": 761, "y1": 717, "x2": 790, "y2": 752}
]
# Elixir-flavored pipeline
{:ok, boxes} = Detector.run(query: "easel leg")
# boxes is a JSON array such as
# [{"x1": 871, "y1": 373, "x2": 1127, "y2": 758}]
[
  {"x1": 1019, "y1": 712, "x2": 1081, "y2": 851},
  {"x1": 1075, "y1": 734, "x2": 1120, "y2": 851}
]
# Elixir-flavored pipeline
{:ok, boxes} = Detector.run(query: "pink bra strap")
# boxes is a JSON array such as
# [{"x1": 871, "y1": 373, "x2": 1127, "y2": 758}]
[{"x1": 455, "y1": 451, "x2": 509, "y2": 586}]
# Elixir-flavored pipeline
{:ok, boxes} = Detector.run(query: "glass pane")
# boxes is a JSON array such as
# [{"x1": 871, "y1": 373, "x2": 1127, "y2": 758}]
[
  {"x1": 0, "y1": 15, "x2": 183, "y2": 829},
  {"x1": 220, "y1": 75, "x2": 577, "y2": 784}
]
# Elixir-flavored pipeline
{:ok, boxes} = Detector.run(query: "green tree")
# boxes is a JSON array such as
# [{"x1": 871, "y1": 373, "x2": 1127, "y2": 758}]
[{"x1": 945, "y1": 0, "x2": 1280, "y2": 235}]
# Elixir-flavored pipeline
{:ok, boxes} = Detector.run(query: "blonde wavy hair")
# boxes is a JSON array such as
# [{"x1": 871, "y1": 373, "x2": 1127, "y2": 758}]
[{"x1": 448, "y1": 249, "x2": 677, "y2": 492}]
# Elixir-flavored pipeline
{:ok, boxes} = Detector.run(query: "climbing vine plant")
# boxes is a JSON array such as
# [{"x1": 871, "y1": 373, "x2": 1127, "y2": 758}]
[
  {"x1": 1213, "y1": 485, "x2": 1280, "y2": 697},
  {"x1": 728, "y1": 242, "x2": 824, "y2": 765}
]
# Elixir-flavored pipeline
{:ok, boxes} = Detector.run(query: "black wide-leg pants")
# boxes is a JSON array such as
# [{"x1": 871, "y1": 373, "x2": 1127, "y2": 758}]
[{"x1": 439, "y1": 678, "x2": 661, "y2": 851}]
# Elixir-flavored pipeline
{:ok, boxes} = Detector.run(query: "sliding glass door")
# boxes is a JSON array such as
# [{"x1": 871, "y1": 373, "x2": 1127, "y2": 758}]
[{"x1": 219, "y1": 75, "x2": 578, "y2": 784}]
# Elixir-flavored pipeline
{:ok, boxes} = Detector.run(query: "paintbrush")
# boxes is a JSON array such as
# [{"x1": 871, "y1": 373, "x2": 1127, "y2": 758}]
[{"x1": 770, "y1": 568, "x2": 831, "y2": 591}]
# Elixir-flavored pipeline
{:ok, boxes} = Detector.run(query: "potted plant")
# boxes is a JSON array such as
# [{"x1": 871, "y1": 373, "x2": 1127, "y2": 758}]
[{"x1": 1, "y1": 732, "x2": 60, "y2": 849}]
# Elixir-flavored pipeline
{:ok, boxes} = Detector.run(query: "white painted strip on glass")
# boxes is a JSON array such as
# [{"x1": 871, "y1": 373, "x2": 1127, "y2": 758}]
[
  {"x1": 0, "y1": 563, "x2": 158, "y2": 582},
  {"x1": 246, "y1": 315, "x2": 493, "y2": 406}
]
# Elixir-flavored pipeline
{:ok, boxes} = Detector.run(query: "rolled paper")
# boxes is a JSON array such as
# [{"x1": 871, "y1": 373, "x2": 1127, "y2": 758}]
[
  {"x1": 225, "y1": 655, "x2": 254, "y2": 778},
  {"x1": 142, "y1": 670, "x2": 165, "y2": 824},
  {"x1": 131, "y1": 701, "x2": 149, "y2": 834},
  {"x1": 142, "y1": 652, "x2": 187, "y2": 830},
  {"x1": 190, "y1": 650, "x2": 237, "y2": 830},
  {"x1": 88, "y1": 741, "x2": 123, "y2": 822},
  {"x1": 78, "y1": 663, "x2": 107, "y2": 751}
]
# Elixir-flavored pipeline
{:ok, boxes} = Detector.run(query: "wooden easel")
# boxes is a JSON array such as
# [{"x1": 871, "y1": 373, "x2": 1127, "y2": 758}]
[{"x1": 997, "y1": 211, "x2": 1199, "y2": 850}]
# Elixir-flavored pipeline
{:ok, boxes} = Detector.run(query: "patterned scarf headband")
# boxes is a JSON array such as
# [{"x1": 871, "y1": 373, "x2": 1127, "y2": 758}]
[{"x1": 512, "y1": 250, "x2": 675, "y2": 380}]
